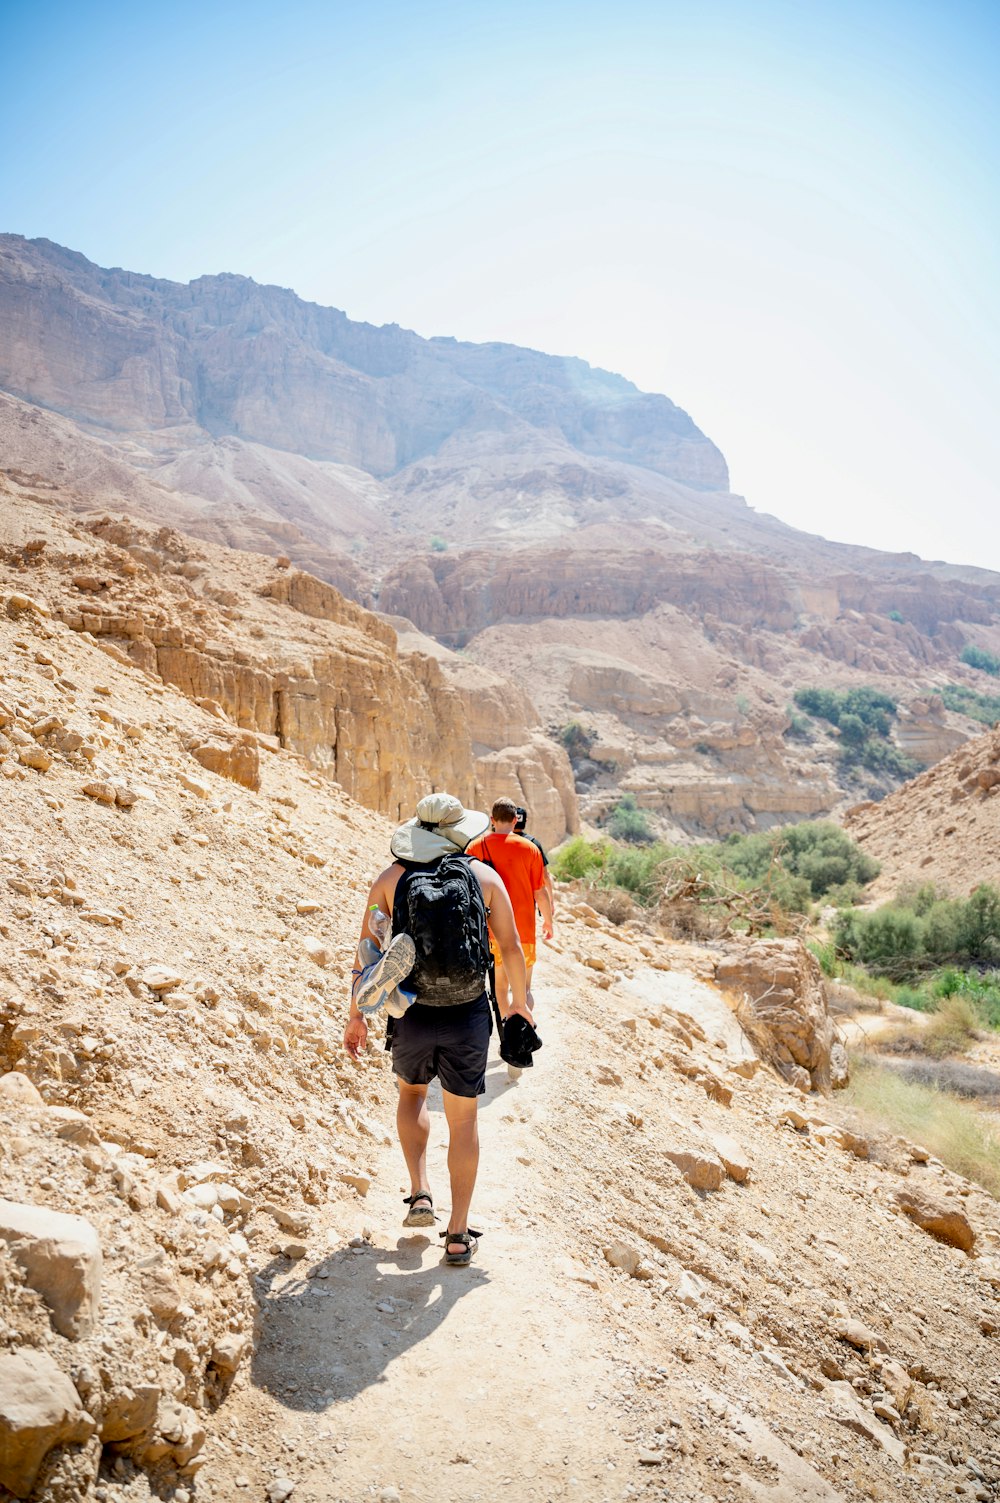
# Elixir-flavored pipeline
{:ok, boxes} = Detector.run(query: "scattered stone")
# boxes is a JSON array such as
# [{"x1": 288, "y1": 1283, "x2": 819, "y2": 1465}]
[
  {"x1": 302, "y1": 936, "x2": 332, "y2": 967},
  {"x1": 18, "y1": 745, "x2": 52, "y2": 772},
  {"x1": 268, "y1": 1478, "x2": 297, "y2": 1503},
  {"x1": 188, "y1": 732, "x2": 261, "y2": 790},
  {"x1": 0, "y1": 1199, "x2": 103, "y2": 1338},
  {"x1": 895, "y1": 1187, "x2": 976, "y2": 1252},
  {"x1": 0, "y1": 1347, "x2": 94, "y2": 1496},
  {"x1": 211, "y1": 1334, "x2": 250, "y2": 1374},
  {"x1": 264, "y1": 1204, "x2": 312, "y2": 1237},
  {"x1": 81, "y1": 780, "x2": 117, "y2": 805},
  {"x1": 143, "y1": 965, "x2": 185, "y2": 992},
  {"x1": 0, "y1": 1071, "x2": 44, "y2": 1105},
  {"x1": 835, "y1": 1128, "x2": 870, "y2": 1159},
  {"x1": 5, "y1": 592, "x2": 49, "y2": 618},
  {"x1": 101, "y1": 1384, "x2": 161, "y2": 1443},
  {"x1": 603, "y1": 1240, "x2": 642, "y2": 1276},
  {"x1": 177, "y1": 770, "x2": 211, "y2": 798},
  {"x1": 836, "y1": 1317, "x2": 887, "y2": 1353},
  {"x1": 663, "y1": 1147, "x2": 725, "y2": 1192},
  {"x1": 337, "y1": 1171, "x2": 371, "y2": 1196},
  {"x1": 708, "y1": 1131, "x2": 751, "y2": 1183}
]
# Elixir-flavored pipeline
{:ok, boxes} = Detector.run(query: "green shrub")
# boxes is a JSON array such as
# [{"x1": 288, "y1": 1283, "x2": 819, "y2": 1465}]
[
  {"x1": 835, "y1": 883, "x2": 1000, "y2": 980},
  {"x1": 558, "y1": 721, "x2": 593, "y2": 758},
  {"x1": 722, "y1": 821, "x2": 878, "y2": 899},
  {"x1": 429, "y1": 536, "x2": 448, "y2": 552},
  {"x1": 939, "y1": 684, "x2": 1000, "y2": 726},
  {"x1": 888, "y1": 609, "x2": 904, "y2": 623},
  {"x1": 550, "y1": 835, "x2": 607, "y2": 881},
  {"x1": 794, "y1": 687, "x2": 916, "y2": 780},
  {"x1": 961, "y1": 644, "x2": 1000, "y2": 676},
  {"x1": 604, "y1": 794, "x2": 655, "y2": 845},
  {"x1": 784, "y1": 710, "x2": 811, "y2": 740},
  {"x1": 834, "y1": 906, "x2": 924, "y2": 978},
  {"x1": 603, "y1": 841, "x2": 669, "y2": 896}
]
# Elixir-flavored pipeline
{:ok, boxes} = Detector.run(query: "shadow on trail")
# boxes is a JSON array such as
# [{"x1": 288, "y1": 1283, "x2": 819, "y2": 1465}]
[{"x1": 251, "y1": 1233, "x2": 489, "y2": 1412}]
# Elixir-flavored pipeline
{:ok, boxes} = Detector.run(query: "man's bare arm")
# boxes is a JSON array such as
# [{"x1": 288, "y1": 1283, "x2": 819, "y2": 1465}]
[
  {"x1": 344, "y1": 866, "x2": 396, "y2": 1059},
  {"x1": 535, "y1": 883, "x2": 554, "y2": 941},
  {"x1": 473, "y1": 862, "x2": 532, "y2": 1020}
]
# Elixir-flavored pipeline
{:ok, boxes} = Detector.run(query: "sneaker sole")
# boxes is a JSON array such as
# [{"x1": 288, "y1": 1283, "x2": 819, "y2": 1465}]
[{"x1": 354, "y1": 933, "x2": 416, "y2": 1013}]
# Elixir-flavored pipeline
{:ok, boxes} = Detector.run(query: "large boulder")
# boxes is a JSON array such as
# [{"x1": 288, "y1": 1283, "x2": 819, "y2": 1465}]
[
  {"x1": 715, "y1": 938, "x2": 846, "y2": 1093},
  {"x1": 895, "y1": 1187, "x2": 976, "y2": 1253},
  {"x1": 0, "y1": 1200, "x2": 103, "y2": 1339},
  {"x1": 0, "y1": 1347, "x2": 94, "y2": 1497}
]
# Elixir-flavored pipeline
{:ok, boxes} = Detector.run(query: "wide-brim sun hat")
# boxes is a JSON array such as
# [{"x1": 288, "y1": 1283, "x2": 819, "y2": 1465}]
[{"x1": 390, "y1": 792, "x2": 490, "y2": 863}]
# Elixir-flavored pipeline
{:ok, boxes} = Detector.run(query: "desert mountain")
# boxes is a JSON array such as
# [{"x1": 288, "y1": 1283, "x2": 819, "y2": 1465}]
[
  {"x1": 4, "y1": 234, "x2": 1000, "y2": 841},
  {"x1": 2, "y1": 482, "x2": 1000, "y2": 1503}
]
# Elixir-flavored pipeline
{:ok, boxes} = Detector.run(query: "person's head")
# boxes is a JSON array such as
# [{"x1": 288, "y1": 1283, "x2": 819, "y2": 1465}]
[
  {"x1": 514, "y1": 806, "x2": 528, "y2": 833},
  {"x1": 390, "y1": 792, "x2": 489, "y2": 863},
  {"x1": 490, "y1": 796, "x2": 519, "y2": 831}
]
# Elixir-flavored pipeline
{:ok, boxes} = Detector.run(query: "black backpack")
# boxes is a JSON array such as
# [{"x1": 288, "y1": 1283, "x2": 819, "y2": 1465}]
[{"x1": 391, "y1": 854, "x2": 492, "y2": 1006}]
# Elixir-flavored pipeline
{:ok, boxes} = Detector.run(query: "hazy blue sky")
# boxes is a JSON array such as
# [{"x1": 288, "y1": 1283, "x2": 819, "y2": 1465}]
[{"x1": 2, "y1": 0, "x2": 998, "y2": 569}]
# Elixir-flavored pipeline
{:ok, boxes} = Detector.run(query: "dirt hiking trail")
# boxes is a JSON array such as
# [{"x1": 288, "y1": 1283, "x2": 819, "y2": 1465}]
[{"x1": 200, "y1": 945, "x2": 1000, "y2": 1503}]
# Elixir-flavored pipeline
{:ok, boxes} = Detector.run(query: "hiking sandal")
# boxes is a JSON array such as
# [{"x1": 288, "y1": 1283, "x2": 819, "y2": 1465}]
[
  {"x1": 402, "y1": 1191, "x2": 435, "y2": 1227},
  {"x1": 439, "y1": 1227, "x2": 481, "y2": 1266}
]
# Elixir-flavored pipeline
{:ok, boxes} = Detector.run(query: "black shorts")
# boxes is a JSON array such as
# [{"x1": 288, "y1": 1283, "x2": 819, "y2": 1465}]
[{"x1": 391, "y1": 993, "x2": 491, "y2": 1098}]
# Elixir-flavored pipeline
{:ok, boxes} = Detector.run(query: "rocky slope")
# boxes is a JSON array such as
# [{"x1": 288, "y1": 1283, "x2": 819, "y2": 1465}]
[
  {"x1": 5, "y1": 234, "x2": 1000, "y2": 840},
  {"x1": 1, "y1": 572, "x2": 999, "y2": 1503},
  {"x1": 845, "y1": 722, "x2": 1000, "y2": 900},
  {"x1": 0, "y1": 476, "x2": 576, "y2": 848}
]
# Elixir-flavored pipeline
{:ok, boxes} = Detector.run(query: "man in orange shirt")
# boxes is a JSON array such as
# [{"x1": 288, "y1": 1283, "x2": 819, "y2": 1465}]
[{"x1": 467, "y1": 797, "x2": 554, "y2": 1075}]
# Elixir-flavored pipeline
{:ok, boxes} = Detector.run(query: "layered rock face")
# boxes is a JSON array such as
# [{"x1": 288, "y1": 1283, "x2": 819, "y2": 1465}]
[
  {"x1": 0, "y1": 236, "x2": 727, "y2": 490},
  {"x1": 0, "y1": 481, "x2": 576, "y2": 848}
]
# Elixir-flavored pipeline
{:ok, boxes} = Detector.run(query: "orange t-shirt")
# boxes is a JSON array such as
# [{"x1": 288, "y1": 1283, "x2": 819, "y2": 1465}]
[{"x1": 467, "y1": 831, "x2": 545, "y2": 945}]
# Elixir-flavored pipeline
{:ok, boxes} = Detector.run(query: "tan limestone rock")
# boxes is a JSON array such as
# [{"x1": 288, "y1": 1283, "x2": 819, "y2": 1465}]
[
  {"x1": 716, "y1": 938, "x2": 843, "y2": 1093},
  {"x1": 895, "y1": 1187, "x2": 976, "y2": 1252},
  {"x1": 0, "y1": 1072, "x2": 44, "y2": 1106},
  {"x1": 0, "y1": 1347, "x2": 94, "y2": 1497},
  {"x1": 0, "y1": 1200, "x2": 103, "y2": 1339}
]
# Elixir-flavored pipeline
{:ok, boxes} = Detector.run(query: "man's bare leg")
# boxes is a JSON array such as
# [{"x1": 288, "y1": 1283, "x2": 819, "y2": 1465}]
[
  {"x1": 441, "y1": 1088, "x2": 479, "y2": 1255},
  {"x1": 396, "y1": 1081, "x2": 431, "y2": 1203}
]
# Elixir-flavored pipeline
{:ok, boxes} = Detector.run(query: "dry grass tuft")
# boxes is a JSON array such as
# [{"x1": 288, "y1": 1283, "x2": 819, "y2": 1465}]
[
  {"x1": 844, "y1": 1057, "x2": 1000, "y2": 1197},
  {"x1": 882, "y1": 993, "x2": 981, "y2": 1059}
]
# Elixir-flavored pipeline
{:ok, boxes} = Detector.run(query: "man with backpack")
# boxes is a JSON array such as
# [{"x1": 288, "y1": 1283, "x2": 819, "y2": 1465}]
[
  {"x1": 467, "y1": 797, "x2": 554, "y2": 1077},
  {"x1": 343, "y1": 792, "x2": 532, "y2": 1267}
]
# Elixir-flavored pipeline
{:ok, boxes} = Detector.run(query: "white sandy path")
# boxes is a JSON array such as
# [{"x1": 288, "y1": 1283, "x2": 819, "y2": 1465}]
[{"x1": 231, "y1": 957, "x2": 641, "y2": 1503}]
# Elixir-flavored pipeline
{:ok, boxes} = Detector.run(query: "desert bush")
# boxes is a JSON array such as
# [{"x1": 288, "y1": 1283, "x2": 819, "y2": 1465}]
[
  {"x1": 550, "y1": 835, "x2": 607, "y2": 881},
  {"x1": 724, "y1": 822, "x2": 877, "y2": 900},
  {"x1": 882, "y1": 993, "x2": 981, "y2": 1058},
  {"x1": 558, "y1": 720, "x2": 594, "y2": 758},
  {"x1": 940, "y1": 683, "x2": 1000, "y2": 726},
  {"x1": 886, "y1": 1057, "x2": 1000, "y2": 1104},
  {"x1": 834, "y1": 906, "x2": 924, "y2": 979},
  {"x1": 604, "y1": 794, "x2": 655, "y2": 845},
  {"x1": 584, "y1": 885, "x2": 639, "y2": 925},
  {"x1": 960, "y1": 643, "x2": 1000, "y2": 676},
  {"x1": 793, "y1": 686, "x2": 918, "y2": 780},
  {"x1": 835, "y1": 883, "x2": 1000, "y2": 979},
  {"x1": 844, "y1": 1059, "x2": 1000, "y2": 1197},
  {"x1": 429, "y1": 536, "x2": 448, "y2": 552}
]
